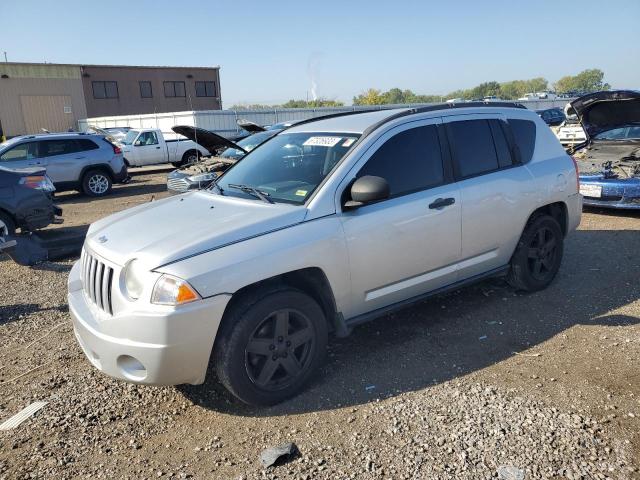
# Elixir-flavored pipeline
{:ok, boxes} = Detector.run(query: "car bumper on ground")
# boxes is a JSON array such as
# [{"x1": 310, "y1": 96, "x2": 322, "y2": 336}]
[
  {"x1": 579, "y1": 177, "x2": 640, "y2": 210},
  {"x1": 67, "y1": 260, "x2": 231, "y2": 386}
]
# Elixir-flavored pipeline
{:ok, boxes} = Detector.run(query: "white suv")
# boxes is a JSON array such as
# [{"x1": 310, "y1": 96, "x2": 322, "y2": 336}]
[{"x1": 68, "y1": 104, "x2": 582, "y2": 405}]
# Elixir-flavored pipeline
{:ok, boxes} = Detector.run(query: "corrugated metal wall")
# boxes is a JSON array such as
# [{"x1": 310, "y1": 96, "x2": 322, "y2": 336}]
[
  {"x1": 0, "y1": 64, "x2": 87, "y2": 137},
  {"x1": 79, "y1": 99, "x2": 574, "y2": 139}
]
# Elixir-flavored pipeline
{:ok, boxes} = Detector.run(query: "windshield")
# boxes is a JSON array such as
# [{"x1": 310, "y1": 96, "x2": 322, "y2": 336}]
[
  {"x1": 216, "y1": 132, "x2": 360, "y2": 204},
  {"x1": 220, "y1": 131, "x2": 277, "y2": 160},
  {"x1": 120, "y1": 130, "x2": 140, "y2": 145},
  {"x1": 593, "y1": 125, "x2": 640, "y2": 141}
]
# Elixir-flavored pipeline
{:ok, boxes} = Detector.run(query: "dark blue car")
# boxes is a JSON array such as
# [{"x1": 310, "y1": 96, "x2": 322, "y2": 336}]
[{"x1": 570, "y1": 91, "x2": 640, "y2": 209}]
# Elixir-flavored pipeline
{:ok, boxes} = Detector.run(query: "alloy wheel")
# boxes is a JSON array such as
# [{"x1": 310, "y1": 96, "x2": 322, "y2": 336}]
[
  {"x1": 88, "y1": 174, "x2": 109, "y2": 195},
  {"x1": 244, "y1": 309, "x2": 315, "y2": 391},
  {"x1": 527, "y1": 226, "x2": 558, "y2": 281}
]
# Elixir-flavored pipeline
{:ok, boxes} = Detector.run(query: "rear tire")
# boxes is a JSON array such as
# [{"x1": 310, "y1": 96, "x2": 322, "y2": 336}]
[
  {"x1": 174, "y1": 150, "x2": 200, "y2": 168},
  {"x1": 81, "y1": 169, "x2": 112, "y2": 197},
  {"x1": 0, "y1": 211, "x2": 16, "y2": 236},
  {"x1": 507, "y1": 214, "x2": 563, "y2": 292},
  {"x1": 214, "y1": 288, "x2": 328, "y2": 406}
]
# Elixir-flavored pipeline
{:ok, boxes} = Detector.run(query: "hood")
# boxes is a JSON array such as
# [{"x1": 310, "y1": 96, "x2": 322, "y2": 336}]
[
  {"x1": 237, "y1": 119, "x2": 266, "y2": 133},
  {"x1": 569, "y1": 90, "x2": 640, "y2": 139},
  {"x1": 171, "y1": 126, "x2": 247, "y2": 156},
  {"x1": 85, "y1": 192, "x2": 306, "y2": 268}
]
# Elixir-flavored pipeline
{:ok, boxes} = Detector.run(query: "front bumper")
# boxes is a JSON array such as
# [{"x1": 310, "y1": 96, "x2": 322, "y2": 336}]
[{"x1": 67, "y1": 260, "x2": 231, "y2": 385}]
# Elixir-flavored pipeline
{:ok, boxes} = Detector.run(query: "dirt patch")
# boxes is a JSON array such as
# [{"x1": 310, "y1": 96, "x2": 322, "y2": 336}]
[{"x1": 1, "y1": 168, "x2": 638, "y2": 479}]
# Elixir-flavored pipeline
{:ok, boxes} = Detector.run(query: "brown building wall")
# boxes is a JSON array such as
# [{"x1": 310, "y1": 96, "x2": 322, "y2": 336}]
[
  {"x1": 80, "y1": 65, "x2": 221, "y2": 118},
  {"x1": 0, "y1": 64, "x2": 88, "y2": 137}
]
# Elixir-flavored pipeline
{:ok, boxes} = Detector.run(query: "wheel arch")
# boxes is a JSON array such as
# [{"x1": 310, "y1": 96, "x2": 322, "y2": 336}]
[
  {"x1": 80, "y1": 164, "x2": 114, "y2": 181},
  {"x1": 526, "y1": 201, "x2": 568, "y2": 236},
  {"x1": 221, "y1": 267, "x2": 340, "y2": 335}
]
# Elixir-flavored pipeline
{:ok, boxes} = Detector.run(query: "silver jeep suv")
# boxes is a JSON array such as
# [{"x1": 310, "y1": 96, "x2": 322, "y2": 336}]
[
  {"x1": 68, "y1": 104, "x2": 581, "y2": 405},
  {"x1": 0, "y1": 133, "x2": 128, "y2": 197}
]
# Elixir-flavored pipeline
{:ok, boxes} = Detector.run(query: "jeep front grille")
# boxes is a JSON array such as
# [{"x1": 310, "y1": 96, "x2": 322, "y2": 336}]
[{"x1": 81, "y1": 249, "x2": 114, "y2": 315}]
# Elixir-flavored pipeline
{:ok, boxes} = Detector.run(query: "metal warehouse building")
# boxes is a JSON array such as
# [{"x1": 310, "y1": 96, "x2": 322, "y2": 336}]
[{"x1": 0, "y1": 62, "x2": 221, "y2": 138}]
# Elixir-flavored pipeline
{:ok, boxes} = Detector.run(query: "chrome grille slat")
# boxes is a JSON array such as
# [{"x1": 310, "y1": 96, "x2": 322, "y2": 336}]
[
  {"x1": 81, "y1": 250, "x2": 114, "y2": 316},
  {"x1": 95, "y1": 262, "x2": 104, "y2": 310}
]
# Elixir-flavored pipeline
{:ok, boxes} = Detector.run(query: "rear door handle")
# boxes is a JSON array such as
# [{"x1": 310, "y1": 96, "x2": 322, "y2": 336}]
[
  {"x1": 429, "y1": 197, "x2": 455, "y2": 209},
  {"x1": 155, "y1": 146, "x2": 161, "y2": 149}
]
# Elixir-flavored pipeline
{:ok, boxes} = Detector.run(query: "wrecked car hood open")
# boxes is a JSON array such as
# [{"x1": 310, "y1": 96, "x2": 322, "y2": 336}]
[
  {"x1": 84, "y1": 192, "x2": 306, "y2": 268},
  {"x1": 172, "y1": 126, "x2": 247, "y2": 156},
  {"x1": 569, "y1": 90, "x2": 640, "y2": 140}
]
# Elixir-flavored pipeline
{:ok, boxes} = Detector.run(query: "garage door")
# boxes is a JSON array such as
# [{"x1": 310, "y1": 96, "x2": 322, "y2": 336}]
[{"x1": 20, "y1": 95, "x2": 75, "y2": 134}]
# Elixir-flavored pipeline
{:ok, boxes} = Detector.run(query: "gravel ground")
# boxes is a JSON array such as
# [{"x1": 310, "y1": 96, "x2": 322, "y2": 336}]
[{"x1": 0, "y1": 167, "x2": 639, "y2": 479}]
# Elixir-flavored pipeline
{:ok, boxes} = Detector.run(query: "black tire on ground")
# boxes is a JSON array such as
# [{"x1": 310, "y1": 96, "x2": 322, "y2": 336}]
[
  {"x1": 0, "y1": 211, "x2": 16, "y2": 236},
  {"x1": 81, "y1": 169, "x2": 113, "y2": 197},
  {"x1": 507, "y1": 214, "x2": 564, "y2": 292},
  {"x1": 214, "y1": 288, "x2": 328, "y2": 406}
]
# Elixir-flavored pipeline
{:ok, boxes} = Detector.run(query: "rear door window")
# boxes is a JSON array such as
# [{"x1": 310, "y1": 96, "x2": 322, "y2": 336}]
[
  {"x1": 39, "y1": 140, "x2": 78, "y2": 157},
  {"x1": 507, "y1": 119, "x2": 536, "y2": 163},
  {"x1": 446, "y1": 120, "x2": 500, "y2": 178},
  {"x1": 357, "y1": 124, "x2": 444, "y2": 197}
]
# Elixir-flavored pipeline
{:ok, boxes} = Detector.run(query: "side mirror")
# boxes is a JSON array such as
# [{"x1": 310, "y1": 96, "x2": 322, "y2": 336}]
[{"x1": 344, "y1": 175, "x2": 390, "y2": 209}]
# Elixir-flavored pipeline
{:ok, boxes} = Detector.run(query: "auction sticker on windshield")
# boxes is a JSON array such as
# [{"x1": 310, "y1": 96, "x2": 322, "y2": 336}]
[
  {"x1": 579, "y1": 184, "x2": 602, "y2": 198},
  {"x1": 303, "y1": 136, "x2": 342, "y2": 147}
]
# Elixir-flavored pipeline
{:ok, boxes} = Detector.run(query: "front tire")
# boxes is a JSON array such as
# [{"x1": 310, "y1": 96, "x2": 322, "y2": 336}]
[
  {"x1": 507, "y1": 214, "x2": 563, "y2": 292},
  {"x1": 214, "y1": 289, "x2": 328, "y2": 406},
  {"x1": 81, "y1": 169, "x2": 112, "y2": 197},
  {"x1": 0, "y1": 211, "x2": 16, "y2": 236}
]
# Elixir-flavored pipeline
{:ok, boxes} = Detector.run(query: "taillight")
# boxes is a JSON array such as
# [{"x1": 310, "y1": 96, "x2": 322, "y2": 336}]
[
  {"x1": 570, "y1": 155, "x2": 580, "y2": 191},
  {"x1": 112, "y1": 144, "x2": 122, "y2": 155},
  {"x1": 19, "y1": 175, "x2": 56, "y2": 192}
]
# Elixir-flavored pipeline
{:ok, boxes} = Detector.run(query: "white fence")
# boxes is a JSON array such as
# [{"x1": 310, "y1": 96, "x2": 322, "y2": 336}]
[{"x1": 78, "y1": 99, "x2": 573, "y2": 138}]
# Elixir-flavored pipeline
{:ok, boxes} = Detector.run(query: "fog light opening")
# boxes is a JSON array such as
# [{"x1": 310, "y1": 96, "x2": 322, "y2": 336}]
[{"x1": 117, "y1": 355, "x2": 147, "y2": 381}]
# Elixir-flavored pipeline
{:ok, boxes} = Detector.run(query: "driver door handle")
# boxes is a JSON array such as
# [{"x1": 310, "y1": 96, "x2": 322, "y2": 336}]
[
  {"x1": 155, "y1": 146, "x2": 161, "y2": 149},
  {"x1": 429, "y1": 197, "x2": 455, "y2": 209}
]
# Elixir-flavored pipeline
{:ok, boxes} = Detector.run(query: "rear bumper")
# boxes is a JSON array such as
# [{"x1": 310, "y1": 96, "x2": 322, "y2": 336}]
[
  {"x1": 582, "y1": 197, "x2": 640, "y2": 209},
  {"x1": 112, "y1": 164, "x2": 129, "y2": 184},
  {"x1": 67, "y1": 260, "x2": 231, "y2": 385}
]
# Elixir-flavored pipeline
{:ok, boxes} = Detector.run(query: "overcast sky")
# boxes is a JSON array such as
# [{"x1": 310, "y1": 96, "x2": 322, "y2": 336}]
[{"x1": 1, "y1": 0, "x2": 638, "y2": 107}]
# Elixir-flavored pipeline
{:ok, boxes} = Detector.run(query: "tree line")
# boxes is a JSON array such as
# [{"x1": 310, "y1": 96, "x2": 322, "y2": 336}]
[
  {"x1": 353, "y1": 69, "x2": 610, "y2": 105},
  {"x1": 230, "y1": 68, "x2": 610, "y2": 109}
]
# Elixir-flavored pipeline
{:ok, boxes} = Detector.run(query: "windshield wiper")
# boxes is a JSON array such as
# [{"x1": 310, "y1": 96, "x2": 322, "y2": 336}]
[{"x1": 227, "y1": 183, "x2": 274, "y2": 204}]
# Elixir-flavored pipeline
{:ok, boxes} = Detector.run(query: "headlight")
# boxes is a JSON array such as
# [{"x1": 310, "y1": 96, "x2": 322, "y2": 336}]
[
  {"x1": 123, "y1": 259, "x2": 145, "y2": 300},
  {"x1": 151, "y1": 274, "x2": 200, "y2": 306},
  {"x1": 187, "y1": 172, "x2": 216, "y2": 183}
]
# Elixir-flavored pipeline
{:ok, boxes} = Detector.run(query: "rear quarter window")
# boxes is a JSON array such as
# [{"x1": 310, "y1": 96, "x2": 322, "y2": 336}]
[
  {"x1": 508, "y1": 119, "x2": 536, "y2": 163},
  {"x1": 77, "y1": 139, "x2": 100, "y2": 151}
]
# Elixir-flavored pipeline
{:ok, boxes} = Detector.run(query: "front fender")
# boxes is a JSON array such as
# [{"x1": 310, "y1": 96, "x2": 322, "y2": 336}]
[{"x1": 155, "y1": 216, "x2": 352, "y2": 314}]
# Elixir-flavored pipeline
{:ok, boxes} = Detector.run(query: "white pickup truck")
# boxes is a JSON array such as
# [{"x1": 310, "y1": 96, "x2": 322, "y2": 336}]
[{"x1": 118, "y1": 128, "x2": 209, "y2": 168}]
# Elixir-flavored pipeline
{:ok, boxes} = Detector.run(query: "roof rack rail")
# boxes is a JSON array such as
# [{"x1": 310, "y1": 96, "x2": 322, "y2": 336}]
[
  {"x1": 362, "y1": 101, "x2": 527, "y2": 136},
  {"x1": 282, "y1": 108, "x2": 386, "y2": 130}
]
